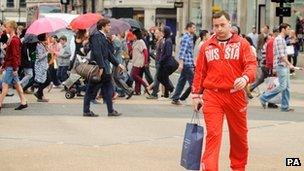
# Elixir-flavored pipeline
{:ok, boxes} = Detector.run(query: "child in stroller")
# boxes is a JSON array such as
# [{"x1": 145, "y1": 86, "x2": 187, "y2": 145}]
[
  {"x1": 62, "y1": 73, "x2": 87, "y2": 99},
  {"x1": 63, "y1": 34, "x2": 90, "y2": 99}
]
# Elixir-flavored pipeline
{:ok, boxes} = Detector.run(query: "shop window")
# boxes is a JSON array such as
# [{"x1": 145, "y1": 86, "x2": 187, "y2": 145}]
[
  {"x1": 7, "y1": 0, "x2": 14, "y2": 8},
  {"x1": 20, "y1": 0, "x2": 26, "y2": 8}
]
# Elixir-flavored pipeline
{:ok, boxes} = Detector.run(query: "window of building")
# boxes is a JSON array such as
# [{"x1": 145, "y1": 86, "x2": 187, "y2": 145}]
[
  {"x1": 7, "y1": 0, "x2": 14, "y2": 8},
  {"x1": 20, "y1": 0, "x2": 26, "y2": 8}
]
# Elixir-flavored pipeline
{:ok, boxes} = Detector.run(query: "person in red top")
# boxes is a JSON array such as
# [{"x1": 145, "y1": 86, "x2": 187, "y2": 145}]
[
  {"x1": 266, "y1": 28, "x2": 279, "y2": 71},
  {"x1": 192, "y1": 11, "x2": 257, "y2": 171},
  {"x1": 0, "y1": 20, "x2": 27, "y2": 112}
]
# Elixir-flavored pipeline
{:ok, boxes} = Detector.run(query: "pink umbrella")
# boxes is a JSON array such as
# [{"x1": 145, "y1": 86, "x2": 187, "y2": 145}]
[{"x1": 26, "y1": 17, "x2": 68, "y2": 35}]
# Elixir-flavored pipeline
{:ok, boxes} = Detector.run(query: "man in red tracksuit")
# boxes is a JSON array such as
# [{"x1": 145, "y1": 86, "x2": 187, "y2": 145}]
[{"x1": 191, "y1": 11, "x2": 257, "y2": 171}]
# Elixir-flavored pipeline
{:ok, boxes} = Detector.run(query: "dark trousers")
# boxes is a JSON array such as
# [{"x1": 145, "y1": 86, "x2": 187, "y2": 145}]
[
  {"x1": 158, "y1": 65, "x2": 175, "y2": 93},
  {"x1": 113, "y1": 67, "x2": 133, "y2": 96},
  {"x1": 180, "y1": 86, "x2": 191, "y2": 101},
  {"x1": 36, "y1": 71, "x2": 51, "y2": 99},
  {"x1": 49, "y1": 64, "x2": 60, "y2": 86},
  {"x1": 131, "y1": 66, "x2": 148, "y2": 94},
  {"x1": 151, "y1": 63, "x2": 160, "y2": 97},
  {"x1": 250, "y1": 66, "x2": 269, "y2": 91},
  {"x1": 83, "y1": 75, "x2": 114, "y2": 114},
  {"x1": 171, "y1": 66, "x2": 194, "y2": 101},
  {"x1": 57, "y1": 66, "x2": 69, "y2": 83},
  {"x1": 288, "y1": 54, "x2": 298, "y2": 67},
  {"x1": 143, "y1": 66, "x2": 153, "y2": 85},
  {"x1": 23, "y1": 78, "x2": 35, "y2": 91},
  {"x1": 288, "y1": 54, "x2": 298, "y2": 73}
]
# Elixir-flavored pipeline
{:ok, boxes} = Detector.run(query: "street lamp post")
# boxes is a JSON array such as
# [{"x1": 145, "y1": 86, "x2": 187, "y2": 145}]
[{"x1": 92, "y1": 0, "x2": 95, "y2": 13}]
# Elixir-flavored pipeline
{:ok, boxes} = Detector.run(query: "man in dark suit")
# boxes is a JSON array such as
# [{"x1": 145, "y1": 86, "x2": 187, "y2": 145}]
[{"x1": 83, "y1": 18, "x2": 125, "y2": 117}]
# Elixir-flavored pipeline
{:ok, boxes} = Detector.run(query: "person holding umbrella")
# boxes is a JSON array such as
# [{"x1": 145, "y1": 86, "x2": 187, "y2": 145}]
[
  {"x1": 0, "y1": 20, "x2": 28, "y2": 112},
  {"x1": 34, "y1": 33, "x2": 52, "y2": 102},
  {"x1": 83, "y1": 18, "x2": 125, "y2": 117}
]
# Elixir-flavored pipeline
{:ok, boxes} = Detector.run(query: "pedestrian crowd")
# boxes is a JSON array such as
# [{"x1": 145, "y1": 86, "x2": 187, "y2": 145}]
[
  {"x1": 0, "y1": 10, "x2": 303, "y2": 171},
  {"x1": 0, "y1": 13, "x2": 301, "y2": 115}
]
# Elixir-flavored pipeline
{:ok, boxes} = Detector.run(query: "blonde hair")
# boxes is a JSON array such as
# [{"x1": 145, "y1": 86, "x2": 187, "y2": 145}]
[
  {"x1": 17, "y1": 25, "x2": 24, "y2": 31},
  {"x1": 5, "y1": 20, "x2": 18, "y2": 31}
]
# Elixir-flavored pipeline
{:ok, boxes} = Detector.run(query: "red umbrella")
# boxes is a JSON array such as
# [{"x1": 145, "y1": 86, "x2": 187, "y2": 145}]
[{"x1": 69, "y1": 13, "x2": 103, "y2": 30}]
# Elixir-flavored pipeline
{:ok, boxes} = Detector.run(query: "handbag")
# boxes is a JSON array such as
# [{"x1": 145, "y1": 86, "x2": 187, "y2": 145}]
[
  {"x1": 75, "y1": 61, "x2": 103, "y2": 83},
  {"x1": 180, "y1": 111, "x2": 204, "y2": 170},
  {"x1": 265, "y1": 77, "x2": 281, "y2": 104}
]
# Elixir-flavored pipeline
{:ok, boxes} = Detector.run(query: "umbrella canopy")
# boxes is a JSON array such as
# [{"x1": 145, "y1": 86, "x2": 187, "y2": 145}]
[
  {"x1": 50, "y1": 28, "x2": 75, "y2": 45},
  {"x1": 40, "y1": 13, "x2": 79, "y2": 25},
  {"x1": 89, "y1": 18, "x2": 131, "y2": 36},
  {"x1": 69, "y1": 13, "x2": 103, "y2": 30},
  {"x1": 120, "y1": 18, "x2": 143, "y2": 30},
  {"x1": 109, "y1": 18, "x2": 131, "y2": 35},
  {"x1": 26, "y1": 17, "x2": 68, "y2": 35},
  {"x1": 23, "y1": 34, "x2": 38, "y2": 43}
]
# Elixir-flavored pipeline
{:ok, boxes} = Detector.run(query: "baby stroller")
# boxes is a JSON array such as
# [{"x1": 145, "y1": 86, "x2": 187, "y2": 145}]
[{"x1": 62, "y1": 73, "x2": 87, "y2": 99}]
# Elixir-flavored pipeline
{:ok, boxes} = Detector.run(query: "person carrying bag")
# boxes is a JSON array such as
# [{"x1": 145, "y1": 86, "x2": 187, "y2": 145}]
[{"x1": 180, "y1": 105, "x2": 204, "y2": 170}]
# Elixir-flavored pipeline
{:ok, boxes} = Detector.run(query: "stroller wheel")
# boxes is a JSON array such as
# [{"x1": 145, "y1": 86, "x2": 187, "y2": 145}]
[{"x1": 65, "y1": 91, "x2": 75, "y2": 99}]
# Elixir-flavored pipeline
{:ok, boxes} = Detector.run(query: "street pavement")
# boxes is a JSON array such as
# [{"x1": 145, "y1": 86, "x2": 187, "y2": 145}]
[{"x1": 0, "y1": 56, "x2": 304, "y2": 171}]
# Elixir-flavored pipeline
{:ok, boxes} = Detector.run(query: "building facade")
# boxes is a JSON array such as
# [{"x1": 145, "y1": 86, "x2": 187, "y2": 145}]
[
  {"x1": 3, "y1": 0, "x2": 301, "y2": 34},
  {"x1": 0, "y1": 0, "x2": 27, "y2": 23},
  {"x1": 184, "y1": 0, "x2": 304, "y2": 35}
]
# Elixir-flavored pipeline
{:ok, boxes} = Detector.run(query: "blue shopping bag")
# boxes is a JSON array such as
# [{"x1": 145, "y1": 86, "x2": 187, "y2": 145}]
[{"x1": 180, "y1": 112, "x2": 204, "y2": 170}]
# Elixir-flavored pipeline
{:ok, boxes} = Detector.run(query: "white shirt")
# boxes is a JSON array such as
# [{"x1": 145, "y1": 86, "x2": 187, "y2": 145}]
[{"x1": 247, "y1": 32, "x2": 258, "y2": 48}]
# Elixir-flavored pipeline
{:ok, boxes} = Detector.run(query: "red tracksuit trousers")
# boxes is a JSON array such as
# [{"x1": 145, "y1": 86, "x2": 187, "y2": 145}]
[{"x1": 201, "y1": 89, "x2": 248, "y2": 171}]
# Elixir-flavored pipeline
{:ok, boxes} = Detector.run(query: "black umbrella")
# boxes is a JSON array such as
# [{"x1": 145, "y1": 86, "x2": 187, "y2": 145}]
[
  {"x1": 89, "y1": 18, "x2": 132, "y2": 36},
  {"x1": 23, "y1": 34, "x2": 38, "y2": 43}
]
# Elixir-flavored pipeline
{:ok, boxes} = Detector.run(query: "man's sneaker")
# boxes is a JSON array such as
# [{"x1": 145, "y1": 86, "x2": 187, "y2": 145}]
[
  {"x1": 259, "y1": 98, "x2": 267, "y2": 109},
  {"x1": 14, "y1": 103, "x2": 28, "y2": 110},
  {"x1": 108, "y1": 110, "x2": 122, "y2": 117},
  {"x1": 146, "y1": 95, "x2": 158, "y2": 99},
  {"x1": 6, "y1": 93, "x2": 14, "y2": 97},
  {"x1": 83, "y1": 111, "x2": 99, "y2": 117},
  {"x1": 171, "y1": 100, "x2": 182, "y2": 105},
  {"x1": 268, "y1": 103, "x2": 278, "y2": 109},
  {"x1": 281, "y1": 108, "x2": 295, "y2": 112}
]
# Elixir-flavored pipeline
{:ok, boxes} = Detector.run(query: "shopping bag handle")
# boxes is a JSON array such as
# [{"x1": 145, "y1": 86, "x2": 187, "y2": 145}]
[{"x1": 191, "y1": 111, "x2": 201, "y2": 126}]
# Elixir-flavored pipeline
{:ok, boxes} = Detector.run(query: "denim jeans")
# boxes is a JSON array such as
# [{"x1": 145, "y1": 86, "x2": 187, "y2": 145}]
[
  {"x1": 20, "y1": 68, "x2": 33, "y2": 88},
  {"x1": 151, "y1": 62, "x2": 160, "y2": 97},
  {"x1": 260, "y1": 65, "x2": 290, "y2": 109},
  {"x1": 2, "y1": 67, "x2": 20, "y2": 85},
  {"x1": 171, "y1": 66, "x2": 194, "y2": 101}
]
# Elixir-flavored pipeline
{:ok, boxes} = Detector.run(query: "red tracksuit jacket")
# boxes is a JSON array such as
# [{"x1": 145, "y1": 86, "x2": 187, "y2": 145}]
[{"x1": 192, "y1": 34, "x2": 257, "y2": 94}]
